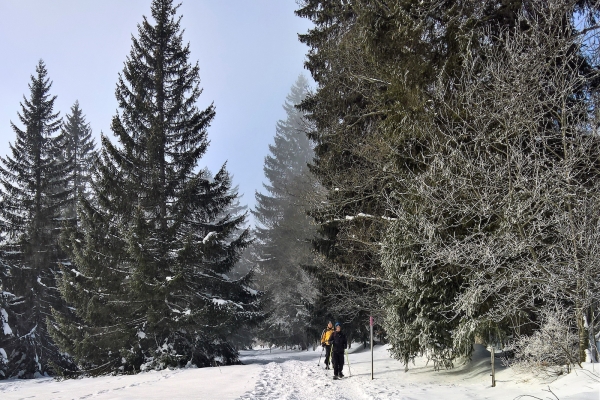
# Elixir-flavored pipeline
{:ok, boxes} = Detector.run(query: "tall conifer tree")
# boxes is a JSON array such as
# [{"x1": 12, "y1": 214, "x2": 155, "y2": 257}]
[
  {"x1": 0, "y1": 60, "x2": 71, "y2": 378},
  {"x1": 50, "y1": 0, "x2": 260, "y2": 375},
  {"x1": 252, "y1": 76, "x2": 318, "y2": 348}
]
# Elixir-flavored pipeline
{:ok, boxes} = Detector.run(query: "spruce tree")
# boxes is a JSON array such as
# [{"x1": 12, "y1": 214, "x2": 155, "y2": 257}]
[
  {"x1": 0, "y1": 60, "x2": 71, "y2": 378},
  {"x1": 252, "y1": 76, "x2": 318, "y2": 348},
  {"x1": 56, "y1": 101, "x2": 96, "y2": 221},
  {"x1": 50, "y1": 0, "x2": 261, "y2": 375}
]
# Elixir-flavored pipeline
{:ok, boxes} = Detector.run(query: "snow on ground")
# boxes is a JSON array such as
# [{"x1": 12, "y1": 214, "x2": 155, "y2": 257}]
[
  {"x1": 0, "y1": 344, "x2": 598, "y2": 399},
  {"x1": 237, "y1": 344, "x2": 599, "y2": 400},
  {"x1": 0, "y1": 364, "x2": 261, "y2": 399}
]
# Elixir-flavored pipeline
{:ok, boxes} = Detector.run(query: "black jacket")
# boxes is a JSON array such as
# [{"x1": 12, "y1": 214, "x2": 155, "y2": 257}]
[{"x1": 331, "y1": 330, "x2": 347, "y2": 353}]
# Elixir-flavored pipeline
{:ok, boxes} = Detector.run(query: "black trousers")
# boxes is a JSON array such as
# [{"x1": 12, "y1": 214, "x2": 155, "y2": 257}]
[
  {"x1": 332, "y1": 352, "x2": 345, "y2": 375},
  {"x1": 324, "y1": 345, "x2": 332, "y2": 366}
]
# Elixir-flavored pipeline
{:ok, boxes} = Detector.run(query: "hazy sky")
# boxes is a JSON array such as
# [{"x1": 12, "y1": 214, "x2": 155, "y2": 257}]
[{"x1": 0, "y1": 0, "x2": 312, "y2": 223}]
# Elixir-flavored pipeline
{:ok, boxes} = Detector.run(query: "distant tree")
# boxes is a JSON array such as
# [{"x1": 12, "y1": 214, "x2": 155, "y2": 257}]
[
  {"x1": 252, "y1": 75, "x2": 318, "y2": 349},
  {"x1": 0, "y1": 60, "x2": 72, "y2": 378},
  {"x1": 57, "y1": 101, "x2": 96, "y2": 221},
  {"x1": 217, "y1": 183, "x2": 249, "y2": 243},
  {"x1": 50, "y1": 0, "x2": 261, "y2": 375}
]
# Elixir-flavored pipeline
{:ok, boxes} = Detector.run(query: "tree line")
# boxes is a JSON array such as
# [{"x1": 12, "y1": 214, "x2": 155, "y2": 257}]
[{"x1": 0, "y1": 0, "x2": 261, "y2": 378}]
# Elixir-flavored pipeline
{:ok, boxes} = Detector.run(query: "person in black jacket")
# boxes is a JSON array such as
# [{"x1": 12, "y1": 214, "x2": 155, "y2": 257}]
[{"x1": 331, "y1": 322, "x2": 347, "y2": 379}]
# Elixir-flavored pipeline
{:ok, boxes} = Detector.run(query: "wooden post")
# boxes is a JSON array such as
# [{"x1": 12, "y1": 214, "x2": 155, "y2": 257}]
[
  {"x1": 370, "y1": 315, "x2": 374, "y2": 380},
  {"x1": 491, "y1": 345, "x2": 496, "y2": 387},
  {"x1": 590, "y1": 305, "x2": 597, "y2": 365}
]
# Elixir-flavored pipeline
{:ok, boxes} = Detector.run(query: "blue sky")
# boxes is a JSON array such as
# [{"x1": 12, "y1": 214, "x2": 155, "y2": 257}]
[{"x1": 0, "y1": 0, "x2": 312, "y2": 223}]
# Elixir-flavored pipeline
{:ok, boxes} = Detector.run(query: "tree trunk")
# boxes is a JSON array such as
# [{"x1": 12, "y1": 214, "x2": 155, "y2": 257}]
[
  {"x1": 577, "y1": 309, "x2": 588, "y2": 364},
  {"x1": 590, "y1": 306, "x2": 598, "y2": 362}
]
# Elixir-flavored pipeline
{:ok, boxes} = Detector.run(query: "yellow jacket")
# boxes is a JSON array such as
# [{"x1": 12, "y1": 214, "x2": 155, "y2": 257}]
[{"x1": 321, "y1": 327, "x2": 334, "y2": 345}]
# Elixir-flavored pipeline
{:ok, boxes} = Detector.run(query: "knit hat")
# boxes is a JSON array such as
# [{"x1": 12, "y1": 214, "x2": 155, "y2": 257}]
[{"x1": 335, "y1": 322, "x2": 340, "y2": 327}]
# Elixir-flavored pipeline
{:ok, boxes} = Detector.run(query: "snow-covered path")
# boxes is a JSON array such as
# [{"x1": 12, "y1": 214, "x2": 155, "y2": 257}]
[
  {"x1": 238, "y1": 360, "x2": 348, "y2": 400},
  {"x1": 235, "y1": 345, "x2": 599, "y2": 400},
  {"x1": 0, "y1": 344, "x2": 598, "y2": 399},
  {"x1": 236, "y1": 359, "x2": 432, "y2": 400}
]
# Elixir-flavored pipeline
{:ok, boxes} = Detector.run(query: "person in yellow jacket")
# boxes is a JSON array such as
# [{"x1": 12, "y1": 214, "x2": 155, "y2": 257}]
[{"x1": 320, "y1": 321, "x2": 334, "y2": 369}]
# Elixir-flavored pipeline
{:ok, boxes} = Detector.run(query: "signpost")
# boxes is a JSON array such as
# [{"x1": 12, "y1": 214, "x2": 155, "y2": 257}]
[{"x1": 370, "y1": 315, "x2": 374, "y2": 380}]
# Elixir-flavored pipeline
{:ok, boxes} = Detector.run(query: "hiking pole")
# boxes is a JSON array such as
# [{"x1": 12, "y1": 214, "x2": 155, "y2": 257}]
[
  {"x1": 331, "y1": 343, "x2": 334, "y2": 373},
  {"x1": 345, "y1": 349, "x2": 352, "y2": 377},
  {"x1": 317, "y1": 345, "x2": 324, "y2": 366},
  {"x1": 317, "y1": 328, "x2": 326, "y2": 366}
]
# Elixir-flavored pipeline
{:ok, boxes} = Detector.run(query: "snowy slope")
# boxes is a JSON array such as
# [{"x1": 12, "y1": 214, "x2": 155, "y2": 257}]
[{"x1": 1, "y1": 344, "x2": 598, "y2": 399}]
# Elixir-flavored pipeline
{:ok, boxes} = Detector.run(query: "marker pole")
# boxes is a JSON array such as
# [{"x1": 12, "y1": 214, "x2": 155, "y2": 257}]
[{"x1": 370, "y1": 315, "x2": 374, "y2": 380}]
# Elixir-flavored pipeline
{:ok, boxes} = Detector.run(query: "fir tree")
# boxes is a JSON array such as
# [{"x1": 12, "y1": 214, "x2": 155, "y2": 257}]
[
  {"x1": 252, "y1": 75, "x2": 318, "y2": 348},
  {"x1": 0, "y1": 60, "x2": 71, "y2": 378},
  {"x1": 50, "y1": 0, "x2": 261, "y2": 375}
]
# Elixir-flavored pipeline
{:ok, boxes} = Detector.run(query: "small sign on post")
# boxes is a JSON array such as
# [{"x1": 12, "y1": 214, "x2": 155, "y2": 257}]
[{"x1": 370, "y1": 315, "x2": 374, "y2": 380}]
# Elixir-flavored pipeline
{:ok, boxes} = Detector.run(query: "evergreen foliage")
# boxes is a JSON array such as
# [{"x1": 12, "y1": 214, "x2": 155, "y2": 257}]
[
  {"x1": 252, "y1": 75, "x2": 318, "y2": 348},
  {"x1": 50, "y1": 0, "x2": 261, "y2": 375},
  {"x1": 295, "y1": 0, "x2": 488, "y2": 354},
  {"x1": 295, "y1": 0, "x2": 394, "y2": 334},
  {"x1": 0, "y1": 60, "x2": 72, "y2": 378},
  {"x1": 56, "y1": 101, "x2": 96, "y2": 221}
]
